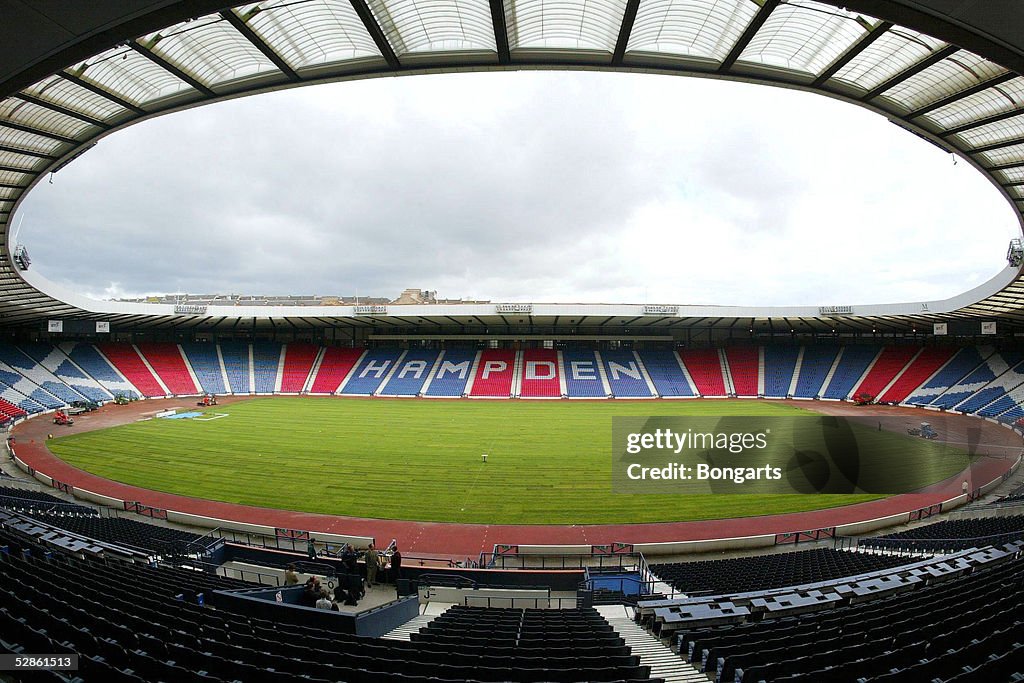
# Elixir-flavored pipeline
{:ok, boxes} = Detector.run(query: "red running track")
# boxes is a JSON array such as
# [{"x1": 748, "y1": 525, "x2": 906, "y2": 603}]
[{"x1": 11, "y1": 399, "x2": 1021, "y2": 559}]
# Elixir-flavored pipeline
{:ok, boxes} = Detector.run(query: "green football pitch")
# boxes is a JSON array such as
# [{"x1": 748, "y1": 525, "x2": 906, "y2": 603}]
[{"x1": 47, "y1": 398, "x2": 969, "y2": 525}]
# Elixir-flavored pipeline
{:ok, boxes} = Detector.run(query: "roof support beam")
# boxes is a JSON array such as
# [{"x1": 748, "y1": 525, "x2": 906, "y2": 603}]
[
  {"x1": 58, "y1": 72, "x2": 147, "y2": 116},
  {"x1": 813, "y1": 21, "x2": 893, "y2": 87},
  {"x1": 612, "y1": 0, "x2": 641, "y2": 66},
  {"x1": 943, "y1": 107, "x2": 1024, "y2": 137},
  {"x1": 220, "y1": 9, "x2": 301, "y2": 82},
  {"x1": 128, "y1": 40, "x2": 216, "y2": 97},
  {"x1": 0, "y1": 144, "x2": 55, "y2": 159},
  {"x1": 972, "y1": 135, "x2": 1024, "y2": 155},
  {"x1": 0, "y1": 120, "x2": 77, "y2": 145},
  {"x1": 986, "y1": 161, "x2": 1024, "y2": 173},
  {"x1": 719, "y1": 0, "x2": 781, "y2": 73},
  {"x1": 907, "y1": 72, "x2": 1017, "y2": 119},
  {"x1": 348, "y1": 0, "x2": 400, "y2": 70},
  {"x1": 11, "y1": 93, "x2": 111, "y2": 130},
  {"x1": 861, "y1": 44, "x2": 958, "y2": 101},
  {"x1": 0, "y1": 164, "x2": 33, "y2": 174},
  {"x1": 489, "y1": 0, "x2": 511, "y2": 65},
  {"x1": 0, "y1": 183, "x2": 27, "y2": 190}
]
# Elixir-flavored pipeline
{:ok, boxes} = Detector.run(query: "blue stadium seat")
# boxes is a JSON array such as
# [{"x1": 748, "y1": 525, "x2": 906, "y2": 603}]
[
  {"x1": 562, "y1": 349, "x2": 607, "y2": 398},
  {"x1": 601, "y1": 350, "x2": 652, "y2": 397},
  {"x1": 793, "y1": 346, "x2": 839, "y2": 398},
  {"x1": 341, "y1": 349, "x2": 404, "y2": 394},
  {"x1": 180, "y1": 343, "x2": 227, "y2": 394},
  {"x1": 763, "y1": 346, "x2": 799, "y2": 397},
  {"x1": 821, "y1": 345, "x2": 880, "y2": 400},
  {"x1": 424, "y1": 349, "x2": 477, "y2": 397},
  {"x1": 379, "y1": 350, "x2": 440, "y2": 396},
  {"x1": 636, "y1": 350, "x2": 693, "y2": 397}
]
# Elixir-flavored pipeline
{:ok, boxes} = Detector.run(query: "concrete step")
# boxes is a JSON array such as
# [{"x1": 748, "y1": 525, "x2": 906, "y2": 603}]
[
  {"x1": 380, "y1": 603, "x2": 452, "y2": 640},
  {"x1": 598, "y1": 605, "x2": 709, "y2": 683}
]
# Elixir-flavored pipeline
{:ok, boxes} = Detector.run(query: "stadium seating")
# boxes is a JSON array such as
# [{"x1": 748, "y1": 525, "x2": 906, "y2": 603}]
[
  {"x1": 16, "y1": 342, "x2": 112, "y2": 403},
  {"x1": 0, "y1": 397, "x2": 28, "y2": 419},
  {"x1": 671, "y1": 556, "x2": 1023, "y2": 683},
  {"x1": 562, "y1": 349, "x2": 608, "y2": 397},
  {"x1": 821, "y1": 345, "x2": 881, "y2": 400},
  {"x1": 906, "y1": 346, "x2": 988, "y2": 405},
  {"x1": 930, "y1": 349, "x2": 1023, "y2": 409},
  {"x1": 680, "y1": 349, "x2": 727, "y2": 397},
  {"x1": 649, "y1": 548, "x2": 911, "y2": 596},
  {"x1": 218, "y1": 342, "x2": 252, "y2": 394},
  {"x1": 636, "y1": 350, "x2": 693, "y2": 397},
  {"x1": 377, "y1": 349, "x2": 440, "y2": 396},
  {"x1": 852, "y1": 345, "x2": 917, "y2": 400},
  {"x1": 951, "y1": 356, "x2": 1024, "y2": 414},
  {"x1": 861, "y1": 515, "x2": 1024, "y2": 553},
  {"x1": 0, "y1": 343, "x2": 82, "y2": 405},
  {"x1": 61, "y1": 342, "x2": 139, "y2": 399},
  {"x1": 519, "y1": 349, "x2": 561, "y2": 397},
  {"x1": 0, "y1": 366, "x2": 63, "y2": 410},
  {"x1": 469, "y1": 349, "x2": 515, "y2": 397},
  {"x1": 23, "y1": 511, "x2": 221, "y2": 556},
  {"x1": 135, "y1": 343, "x2": 199, "y2": 395},
  {"x1": 0, "y1": 519, "x2": 661, "y2": 683},
  {"x1": 762, "y1": 346, "x2": 799, "y2": 397},
  {"x1": 878, "y1": 346, "x2": 956, "y2": 403},
  {"x1": 279, "y1": 343, "x2": 319, "y2": 392},
  {"x1": 180, "y1": 342, "x2": 227, "y2": 394},
  {"x1": 0, "y1": 485, "x2": 96, "y2": 515},
  {"x1": 424, "y1": 348, "x2": 478, "y2": 397},
  {"x1": 987, "y1": 376, "x2": 1024, "y2": 421},
  {"x1": 341, "y1": 349, "x2": 404, "y2": 394},
  {"x1": 309, "y1": 347, "x2": 364, "y2": 393},
  {"x1": 724, "y1": 347, "x2": 758, "y2": 396},
  {"x1": 97, "y1": 343, "x2": 166, "y2": 397},
  {"x1": 601, "y1": 350, "x2": 653, "y2": 397},
  {"x1": 792, "y1": 345, "x2": 840, "y2": 398},
  {"x1": 251, "y1": 342, "x2": 282, "y2": 393},
  {"x1": 411, "y1": 606, "x2": 652, "y2": 680}
]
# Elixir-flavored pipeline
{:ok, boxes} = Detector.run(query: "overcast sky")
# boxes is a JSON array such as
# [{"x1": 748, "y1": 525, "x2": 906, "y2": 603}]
[{"x1": 14, "y1": 70, "x2": 1020, "y2": 306}]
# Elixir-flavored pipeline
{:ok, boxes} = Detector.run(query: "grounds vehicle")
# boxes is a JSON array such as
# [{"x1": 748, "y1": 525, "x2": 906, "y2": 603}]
[
  {"x1": 907, "y1": 422, "x2": 938, "y2": 439},
  {"x1": 71, "y1": 399, "x2": 99, "y2": 411},
  {"x1": 197, "y1": 394, "x2": 218, "y2": 407},
  {"x1": 53, "y1": 410, "x2": 74, "y2": 426},
  {"x1": 113, "y1": 394, "x2": 132, "y2": 405}
]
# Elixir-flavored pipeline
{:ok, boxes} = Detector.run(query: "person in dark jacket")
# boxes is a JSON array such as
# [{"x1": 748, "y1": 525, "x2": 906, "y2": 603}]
[{"x1": 390, "y1": 545, "x2": 402, "y2": 583}]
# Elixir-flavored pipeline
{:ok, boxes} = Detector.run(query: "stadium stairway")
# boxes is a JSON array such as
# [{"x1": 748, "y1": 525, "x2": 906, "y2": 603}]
[
  {"x1": 598, "y1": 605, "x2": 704, "y2": 683},
  {"x1": 381, "y1": 604, "x2": 448, "y2": 641}
]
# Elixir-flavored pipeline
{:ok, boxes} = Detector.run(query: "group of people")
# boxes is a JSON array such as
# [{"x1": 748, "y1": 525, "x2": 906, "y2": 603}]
[
  {"x1": 292, "y1": 575, "x2": 359, "y2": 610},
  {"x1": 303, "y1": 538, "x2": 402, "y2": 586},
  {"x1": 284, "y1": 539, "x2": 403, "y2": 610}
]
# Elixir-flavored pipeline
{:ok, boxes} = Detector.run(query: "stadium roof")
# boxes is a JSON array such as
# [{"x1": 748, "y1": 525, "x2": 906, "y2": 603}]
[{"x1": 3, "y1": 0, "x2": 1024, "y2": 333}]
